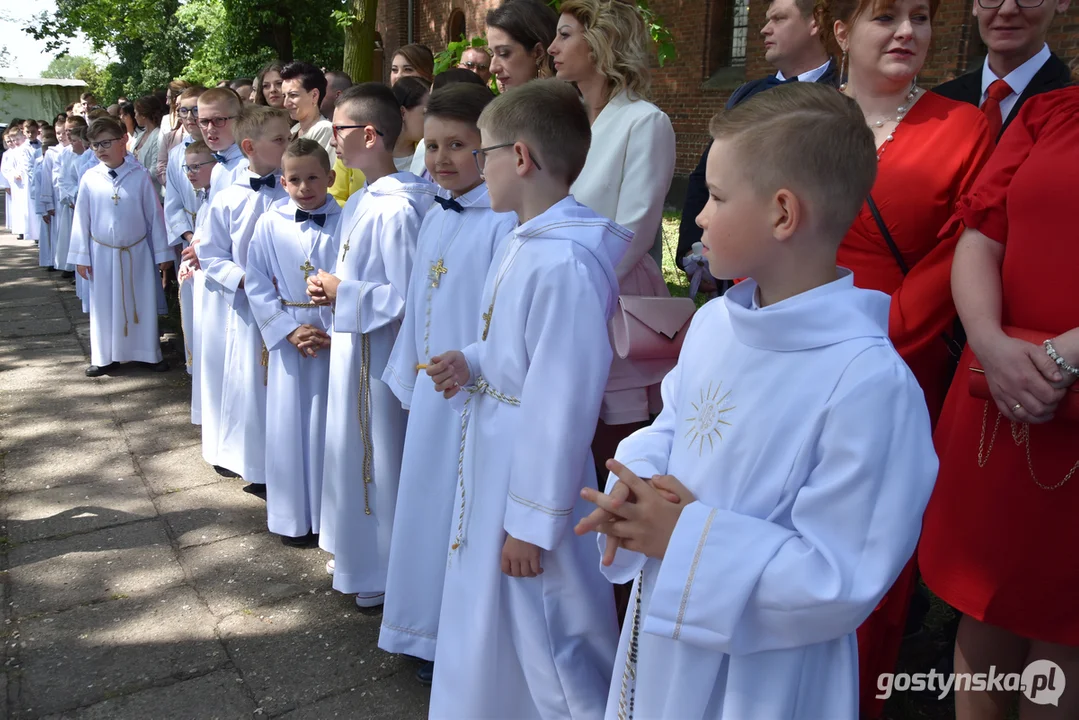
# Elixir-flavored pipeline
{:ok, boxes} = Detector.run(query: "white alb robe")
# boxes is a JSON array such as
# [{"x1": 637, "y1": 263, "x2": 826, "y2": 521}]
[
  {"x1": 188, "y1": 205, "x2": 210, "y2": 423},
  {"x1": 164, "y1": 137, "x2": 201, "y2": 374},
  {"x1": 198, "y1": 170, "x2": 287, "y2": 482},
  {"x1": 52, "y1": 146, "x2": 76, "y2": 271},
  {"x1": 429, "y1": 197, "x2": 628, "y2": 720},
  {"x1": 68, "y1": 156, "x2": 171, "y2": 367},
  {"x1": 33, "y1": 152, "x2": 55, "y2": 267},
  {"x1": 196, "y1": 144, "x2": 249, "y2": 463},
  {"x1": 378, "y1": 183, "x2": 515, "y2": 660},
  {"x1": 23, "y1": 144, "x2": 42, "y2": 243},
  {"x1": 74, "y1": 150, "x2": 101, "y2": 313},
  {"x1": 319, "y1": 172, "x2": 436, "y2": 602},
  {"x1": 246, "y1": 196, "x2": 341, "y2": 537},
  {"x1": 598, "y1": 273, "x2": 938, "y2": 720},
  {"x1": 3, "y1": 142, "x2": 30, "y2": 236},
  {"x1": 0, "y1": 152, "x2": 10, "y2": 229}
]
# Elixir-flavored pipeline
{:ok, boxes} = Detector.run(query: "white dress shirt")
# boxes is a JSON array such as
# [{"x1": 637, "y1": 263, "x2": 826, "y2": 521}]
[
  {"x1": 775, "y1": 58, "x2": 833, "y2": 83},
  {"x1": 979, "y1": 44, "x2": 1051, "y2": 124}
]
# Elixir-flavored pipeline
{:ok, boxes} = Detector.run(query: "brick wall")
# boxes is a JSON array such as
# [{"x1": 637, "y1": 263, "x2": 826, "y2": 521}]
[{"x1": 378, "y1": 0, "x2": 1078, "y2": 179}]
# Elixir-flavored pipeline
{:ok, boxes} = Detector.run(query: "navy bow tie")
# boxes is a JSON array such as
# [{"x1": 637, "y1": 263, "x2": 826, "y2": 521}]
[
  {"x1": 250, "y1": 173, "x2": 276, "y2": 191},
  {"x1": 434, "y1": 195, "x2": 463, "y2": 213},
  {"x1": 108, "y1": 169, "x2": 117, "y2": 178},
  {"x1": 295, "y1": 209, "x2": 327, "y2": 227},
  {"x1": 212, "y1": 152, "x2": 228, "y2": 163}
]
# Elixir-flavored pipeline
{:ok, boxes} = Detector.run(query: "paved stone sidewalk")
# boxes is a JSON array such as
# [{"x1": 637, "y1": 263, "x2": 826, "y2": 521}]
[{"x1": 0, "y1": 232, "x2": 429, "y2": 719}]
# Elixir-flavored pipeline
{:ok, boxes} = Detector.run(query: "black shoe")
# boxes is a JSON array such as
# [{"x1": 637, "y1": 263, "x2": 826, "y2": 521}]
[
  {"x1": 415, "y1": 661, "x2": 434, "y2": 686},
  {"x1": 242, "y1": 483, "x2": 267, "y2": 499},
  {"x1": 61, "y1": 270, "x2": 75, "y2": 279},
  {"x1": 17, "y1": 235, "x2": 24, "y2": 240},
  {"x1": 280, "y1": 531, "x2": 318, "y2": 548},
  {"x1": 85, "y1": 364, "x2": 109, "y2": 377},
  {"x1": 46, "y1": 266, "x2": 57, "y2": 272},
  {"x1": 213, "y1": 465, "x2": 241, "y2": 478},
  {"x1": 146, "y1": 360, "x2": 169, "y2": 372}
]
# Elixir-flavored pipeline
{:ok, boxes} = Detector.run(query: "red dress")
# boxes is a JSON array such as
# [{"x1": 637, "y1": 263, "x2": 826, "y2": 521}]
[
  {"x1": 837, "y1": 91, "x2": 995, "y2": 719},
  {"x1": 919, "y1": 86, "x2": 1079, "y2": 646}
]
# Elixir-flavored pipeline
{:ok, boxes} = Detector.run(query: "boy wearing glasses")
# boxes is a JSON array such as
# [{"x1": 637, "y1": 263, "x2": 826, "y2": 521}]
[
  {"x1": 305, "y1": 83, "x2": 436, "y2": 606},
  {"x1": 194, "y1": 86, "x2": 247, "y2": 474},
  {"x1": 177, "y1": 139, "x2": 216, "y2": 381},
  {"x1": 378, "y1": 83, "x2": 514, "y2": 683},
  {"x1": 422, "y1": 79, "x2": 625, "y2": 719},
  {"x1": 68, "y1": 117, "x2": 173, "y2": 377},
  {"x1": 198, "y1": 105, "x2": 291, "y2": 495}
]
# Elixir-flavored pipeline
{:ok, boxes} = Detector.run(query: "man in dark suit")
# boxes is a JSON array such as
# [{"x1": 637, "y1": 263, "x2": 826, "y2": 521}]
[
  {"x1": 677, "y1": 0, "x2": 839, "y2": 282},
  {"x1": 934, "y1": 0, "x2": 1072, "y2": 140}
]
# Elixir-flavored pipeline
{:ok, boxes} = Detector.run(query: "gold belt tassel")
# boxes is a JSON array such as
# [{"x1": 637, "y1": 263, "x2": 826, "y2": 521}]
[
  {"x1": 260, "y1": 342, "x2": 269, "y2": 386},
  {"x1": 358, "y1": 333, "x2": 374, "y2": 515}
]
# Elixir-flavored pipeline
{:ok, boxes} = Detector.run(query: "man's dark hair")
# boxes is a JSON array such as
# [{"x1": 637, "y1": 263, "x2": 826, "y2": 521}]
[
  {"x1": 280, "y1": 62, "x2": 328, "y2": 106},
  {"x1": 425, "y1": 83, "x2": 495, "y2": 126},
  {"x1": 336, "y1": 82, "x2": 403, "y2": 150}
]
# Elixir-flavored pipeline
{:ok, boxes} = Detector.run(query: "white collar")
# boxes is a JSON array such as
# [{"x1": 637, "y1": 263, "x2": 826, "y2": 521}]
[
  {"x1": 980, "y1": 44, "x2": 1051, "y2": 97},
  {"x1": 776, "y1": 58, "x2": 832, "y2": 83}
]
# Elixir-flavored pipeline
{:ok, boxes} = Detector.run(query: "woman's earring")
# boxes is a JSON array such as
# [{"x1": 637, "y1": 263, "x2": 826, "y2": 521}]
[{"x1": 839, "y1": 50, "x2": 849, "y2": 92}]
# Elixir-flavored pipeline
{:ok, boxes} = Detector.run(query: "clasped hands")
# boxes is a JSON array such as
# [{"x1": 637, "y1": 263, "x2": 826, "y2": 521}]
[
  {"x1": 287, "y1": 324, "x2": 330, "y2": 357},
  {"x1": 576, "y1": 459, "x2": 696, "y2": 565},
  {"x1": 306, "y1": 270, "x2": 340, "y2": 306},
  {"x1": 978, "y1": 328, "x2": 1079, "y2": 424}
]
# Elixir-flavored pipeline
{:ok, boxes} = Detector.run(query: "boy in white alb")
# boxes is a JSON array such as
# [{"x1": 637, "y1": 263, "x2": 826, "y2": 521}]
[
  {"x1": 68, "y1": 117, "x2": 172, "y2": 376},
  {"x1": 425, "y1": 79, "x2": 624, "y2": 719},
  {"x1": 576, "y1": 84, "x2": 939, "y2": 720},
  {"x1": 33, "y1": 137, "x2": 57, "y2": 268},
  {"x1": 194, "y1": 87, "x2": 252, "y2": 474},
  {"x1": 247, "y1": 139, "x2": 340, "y2": 545},
  {"x1": 3, "y1": 126, "x2": 30, "y2": 239},
  {"x1": 178, "y1": 141, "x2": 217, "y2": 420},
  {"x1": 306, "y1": 83, "x2": 436, "y2": 607},
  {"x1": 378, "y1": 84, "x2": 514, "y2": 677},
  {"x1": 198, "y1": 105, "x2": 290, "y2": 492}
]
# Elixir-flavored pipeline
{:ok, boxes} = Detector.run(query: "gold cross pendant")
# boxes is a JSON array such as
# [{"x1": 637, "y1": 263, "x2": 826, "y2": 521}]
[
  {"x1": 430, "y1": 258, "x2": 448, "y2": 288},
  {"x1": 481, "y1": 302, "x2": 494, "y2": 341},
  {"x1": 300, "y1": 260, "x2": 315, "y2": 281},
  {"x1": 111, "y1": 191, "x2": 120, "y2": 206}
]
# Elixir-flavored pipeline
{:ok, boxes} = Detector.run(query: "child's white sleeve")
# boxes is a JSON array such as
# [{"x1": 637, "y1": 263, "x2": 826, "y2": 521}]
[
  {"x1": 643, "y1": 356, "x2": 938, "y2": 656},
  {"x1": 68, "y1": 176, "x2": 92, "y2": 267},
  {"x1": 164, "y1": 153, "x2": 193, "y2": 245},
  {"x1": 334, "y1": 210, "x2": 419, "y2": 335},
  {"x1": 198, "y1": 194, "x2": 245, "y2": 306},
  {"x1": 143, "y1": 173, "x2": 172, "y2": 264},
  {"x1": 245, "y1": 227, "x2": 298, "y2": 351},
  {"x1": 381, "y1": 246, "x2": 427, "y2": 409}
]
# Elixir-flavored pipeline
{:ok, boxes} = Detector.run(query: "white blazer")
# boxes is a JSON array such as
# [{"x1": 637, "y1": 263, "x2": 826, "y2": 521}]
[{"x1": 571, "y1": 90, "x2": 676, "y2": 288}]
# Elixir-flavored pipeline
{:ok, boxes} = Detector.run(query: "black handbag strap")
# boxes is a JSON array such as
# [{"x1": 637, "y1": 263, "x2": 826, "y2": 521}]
[
  {"x1": 865, "y1": 194, "x2": 965, "y2": 362},
  {"x1": 866, "y1": 194, "x2": 910, "y2": 275}
]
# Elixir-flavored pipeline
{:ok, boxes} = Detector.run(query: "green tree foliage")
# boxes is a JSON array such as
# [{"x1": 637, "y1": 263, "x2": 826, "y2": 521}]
[
  {"x1": 42, "y1": 54, "x2": 92, "y2": 79},
  {"x1": 338, "y1": 0, "x2": 379, "y2": 83}
]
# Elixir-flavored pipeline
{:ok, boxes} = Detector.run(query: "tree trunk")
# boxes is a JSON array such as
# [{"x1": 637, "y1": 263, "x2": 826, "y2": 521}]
[{"x1": 342, "y1": 0, "x2": 378, "y2": 82}]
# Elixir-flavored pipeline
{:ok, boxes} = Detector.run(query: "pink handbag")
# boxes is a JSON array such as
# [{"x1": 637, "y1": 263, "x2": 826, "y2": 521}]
[{"x1": 608, "y1": 296, "x2": 697, "y2": 361}]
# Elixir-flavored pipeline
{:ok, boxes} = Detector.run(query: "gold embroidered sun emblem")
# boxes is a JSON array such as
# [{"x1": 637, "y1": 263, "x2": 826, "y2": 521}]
[{"x1": 685, "y1": 382, "x2": 735, "y2": 455}]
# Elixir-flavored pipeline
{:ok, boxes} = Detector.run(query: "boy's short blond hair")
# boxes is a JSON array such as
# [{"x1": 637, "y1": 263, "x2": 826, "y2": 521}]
[
  {"x1": 185, "y1": 139, "x2": 212, "y2": 157},
  {"x1": 709, "y1": 83, "x2": 876, "y2": 240},
  {"x1": 477, "y1": 79, "x2": 590, "y2": 186},
  {"x1": 234, "y1": 104, "x2": 291, "y2": 145},
  {"x1": 284, "y1": 137, "x2": 332, "y2": 173},
  {"x1": 87, "y1": 116, "x2": 126, "y2": 141},
  {"x1": 197, "y1": 87, "x2": 243, "y2": 115}
]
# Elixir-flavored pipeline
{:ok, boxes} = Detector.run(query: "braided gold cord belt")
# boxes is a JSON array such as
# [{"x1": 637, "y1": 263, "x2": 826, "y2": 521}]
[{"x1": 91, "y1": 235, "x2": 147, "y2": 337}]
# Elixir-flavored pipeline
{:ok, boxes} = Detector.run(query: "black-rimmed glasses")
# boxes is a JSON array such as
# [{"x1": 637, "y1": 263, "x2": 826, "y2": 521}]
[
  {"x1": 177, "y1": 106, "x2": 200, "y2": 118},
  {"x1": 977, "y1": 0, "x2": 1044, "y2": 7},
  {"x1": 183, "y1": 160, "x2": 216, "y2": 173},
  {"x1": 90, "y1": 137, "x2": 121, "y2": 150},
  {"x1": 332, "y1": 124, "x2": 384, "y2": 141},
  {"x1": 472, "y1": 142, "x2": 542, "y2": 175},
  {"x1": 197, "y1": 115, "x2": 237, "y2": 129}
]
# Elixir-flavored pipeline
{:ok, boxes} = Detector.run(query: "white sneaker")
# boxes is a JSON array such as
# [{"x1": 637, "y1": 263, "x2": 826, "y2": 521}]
[{"x1": 325, "y1": 558, "x2": 335, "y2": 575}]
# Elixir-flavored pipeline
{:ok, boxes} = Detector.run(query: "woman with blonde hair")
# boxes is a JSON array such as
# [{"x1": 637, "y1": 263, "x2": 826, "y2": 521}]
[{"x1": 548, "y1": 0, "x2": 677, "y2": 473}]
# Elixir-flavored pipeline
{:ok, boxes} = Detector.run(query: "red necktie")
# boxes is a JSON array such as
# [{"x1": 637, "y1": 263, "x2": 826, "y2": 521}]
[{"x1": 981, "y1": 79, "x2": 1014, "y2": 138}]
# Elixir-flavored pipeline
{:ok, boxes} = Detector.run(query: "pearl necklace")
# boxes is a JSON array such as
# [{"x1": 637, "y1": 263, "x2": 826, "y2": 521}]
[{"x1": 843, "y1": 82, "x2": 921, "y2": 159}]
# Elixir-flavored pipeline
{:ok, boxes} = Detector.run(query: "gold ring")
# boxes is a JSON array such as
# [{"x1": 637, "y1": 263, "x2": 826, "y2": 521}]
[{"x1": 1013, "y1": 403, "x2": 1023, "y2": 412}]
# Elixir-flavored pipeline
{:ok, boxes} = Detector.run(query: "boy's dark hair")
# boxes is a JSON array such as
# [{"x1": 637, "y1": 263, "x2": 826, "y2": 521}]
[
  {"x1": 425, "y1": 84, "x2": 495, "y2": 127},
  {"x1": 284, "y1": 137, "x2": 332, "y2": 173},
  {"x1": 80, "y1": 92, "x2": 95, "y2": 102},
  {"x1": 477, "y1": 78, "x2": 590, "y2": 185},
  {"x1": 185, "y1": 139, "x2": 212, "y2": 156},
  {"x1": 231, "y1": 77, "x2": 254, "y2": 89},
  {"x1": 392, "y1": 76, "x2": 431, "y2": 111},
  {"x1": 336, "y1": 82, "x2": 404, "y2": 151},
  {"x1": 433, "y1": 68, "x2": 487, "y2": 91},
  {"x1": 24, "y1": 119, "x2": 39, "y2": 131},
  {"x1": 87, "y1": 116, "x2": 127, "y2": 141},
  {"x1": 709, "y1": 82, "x2": 877, "y2": 240},
  {"x1": 485, "y1": 0, "x2": 558, "y2": 77},
  {"x1": 280, "y1": 61, "x2": 328, "y2": 107}
]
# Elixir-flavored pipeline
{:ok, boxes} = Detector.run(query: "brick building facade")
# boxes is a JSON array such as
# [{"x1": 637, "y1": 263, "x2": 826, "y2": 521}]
[{"x1": 376, "y1": 0, "x2": 1077, "y2": 183}]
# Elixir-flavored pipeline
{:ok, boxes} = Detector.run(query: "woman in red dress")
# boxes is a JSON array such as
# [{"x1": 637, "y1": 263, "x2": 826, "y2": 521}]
[
  {"x1": 830, "y1": 0, "x2": 994, "y2": 715},
  {"x1": 919, "y1": 86, "x2": 1079, "y2": 719}
]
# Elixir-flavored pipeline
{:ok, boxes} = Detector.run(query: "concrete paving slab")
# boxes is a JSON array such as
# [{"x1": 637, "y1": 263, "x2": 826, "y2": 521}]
[
  {"x1": 1, "y1": 436, "x2": 136, "y2": 494},
  {"x1": 7, "y1": 520, "x2": 185, "y2": 615},
  {"x1": 16, "y1": 586, "x2": 227, "y2": 717},
  {"x1": 70, "y1": 669, "x2": 257, "y2": 720},
  {"x1": 137, "y1": 445, "x2": 223, "y2": 497},
  {"x1": 179, "y1": 533, "x2": 329, "y2": 617},
  {"x1": 219, "y1": 593, "x2": 406, "y2": 716},
  {"x1": 4, "y1": 475, "x2": 157, "y2": 543},
  {"x1": 277, "y1": 668, "x2": 428, "y2": 720},
  {"x1": 157, "y1": 482, "x2": 265, "y2": 549}
]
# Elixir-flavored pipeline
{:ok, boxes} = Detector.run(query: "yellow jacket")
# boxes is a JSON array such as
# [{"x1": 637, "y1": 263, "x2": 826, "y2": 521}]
[{"x1": 329, "y1": 156, "x2": 366, "y2": 206}]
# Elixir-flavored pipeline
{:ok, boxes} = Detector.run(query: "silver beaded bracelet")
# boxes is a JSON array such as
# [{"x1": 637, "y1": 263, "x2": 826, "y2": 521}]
[{"x1": 1044, "y1": 339, "x2": 1079, "y2": 377}]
